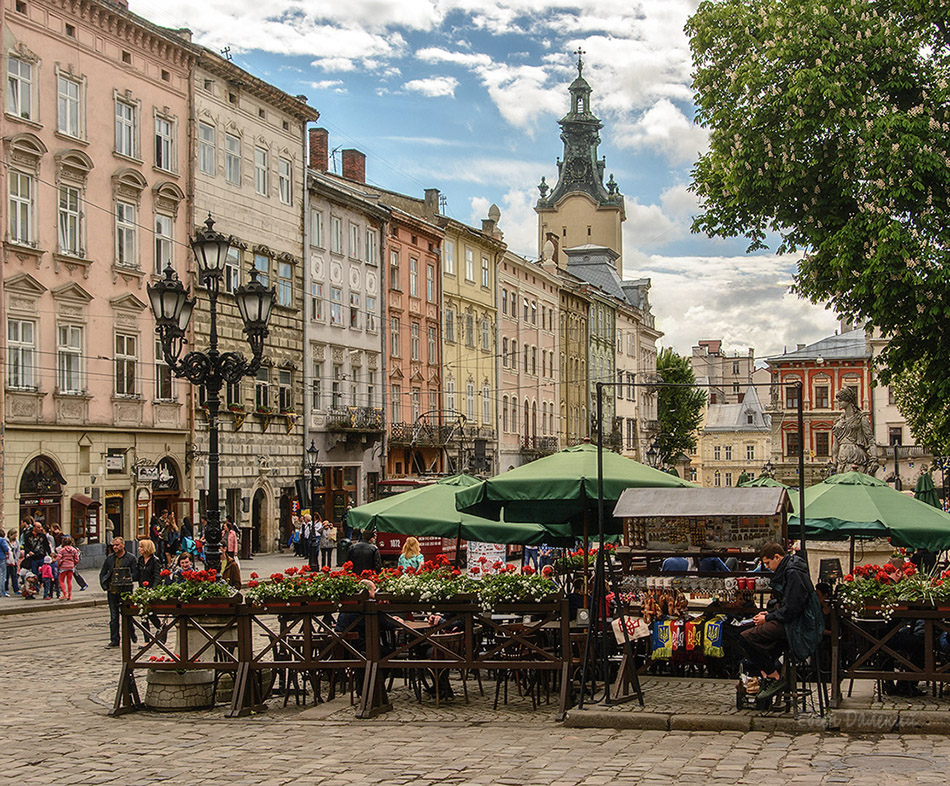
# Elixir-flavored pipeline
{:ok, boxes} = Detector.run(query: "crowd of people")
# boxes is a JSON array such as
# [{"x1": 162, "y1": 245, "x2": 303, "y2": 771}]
[
  {"x1": 1, "y1": 515, "x2": 90, "y2": 600},
  {"x1": 289, "y1": 513, "x2": 338, "y2": 569}
]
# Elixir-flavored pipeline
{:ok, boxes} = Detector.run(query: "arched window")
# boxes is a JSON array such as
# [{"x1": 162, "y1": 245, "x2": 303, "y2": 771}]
[
  {"x1": 502, "y1": 396, "x2": 509, "y2": 432},
  {"x1": 532, "y1": 401, "x2": 538, "y2": 438}
]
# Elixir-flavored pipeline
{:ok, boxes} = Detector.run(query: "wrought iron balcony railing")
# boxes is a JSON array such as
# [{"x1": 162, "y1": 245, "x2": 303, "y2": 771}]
[{"x1": 326, "y1": 406, "x2": 384, "y2": 432}]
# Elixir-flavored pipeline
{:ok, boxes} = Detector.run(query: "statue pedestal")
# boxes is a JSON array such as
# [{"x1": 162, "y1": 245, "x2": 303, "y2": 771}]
[{"x1": 805, "y1": 538, "x2": 893, "y2": 579}]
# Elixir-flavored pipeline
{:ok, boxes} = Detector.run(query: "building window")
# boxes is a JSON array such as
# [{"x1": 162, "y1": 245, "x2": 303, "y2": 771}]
[
  {"x1": 7, "y1": 318, "x2": 35, "y2": 389},
  {"x1": 115, "y1": 201, "x2": 137, "y2": 267},
  {"x1": 480, "y1": 318, "x2": 490, "y2": 351},
  {"x1": 224, "y1": 247, "x2": 240, "y2": 294},
  {"x1": 58, "y1": 185, "x2": 82, "y2": 256},
  {"x1": 311, "y1": 361, "x2": 322, "y2": 410},
  {"x1": 198, "y1": 122, "x2": 215, "y2": 175},
  {"x1": 225, "y1": 134, "x2": 241, "y2": 184},
  {"x1": 714, "y1": 471, "x2": 721, "y2": 487},
  {"x1": 154, "y1": 116, "x2": 174, "y2": 171},
  {"x1": 391, "y1": 384, "x2": 401, "y2": 422},
  {"x1": 465, "y1": 314, "x2": 475, "y2": 347},
  {"x1": 531, "y1": 346, "x2": 537, "y2": 375},
  {"x1": 501, "y1": 289, "x2": 508, "y2": 316},
  {"x1": 465, "y1": 248, "x2": 474, "y2": 281},
  {"x1": 310, "y1": 281, "x2": 324, "y2": 321},
  {"x1": 330, "y1": 287, "x2": 344, "y2": 325},
  {"x1": 275, "y1": 261, "x2": 292, "y2": 307},
  {"x1": 154, "y1": 214, "x2": 173, "y2": 275},
  {"x1": 409, "y1": 258, "x2": 419, "y2": 297},
  {"x1": 482, "y1": 382, "x2": 490, "y2": 423},
  {"x1": 390, "y1": 317, "x2": 400, "y2": 356},
  {"x1": 481, "y1": 255, "x2": 490, "y2": 288},
  {"x1": 115, "y1": 100, "x2": 136, "y2": 157},
  {"x1": 523, "y1": 343, "x2": 529, "y2": 373},
  {"x1": 8, "y1": 171, "x2": 33, "y2": 245},
  {"x1": 889, "y1": 426, "x2": 903, "y2": 446},
  {"x1": 278, "y1": 158, "x2": 292, "y2": 204},
  {"x1": 154, "y1": 338, "x2": 172, "y2": 400},
  {"x1": 444, "y1": 239, "x2": 455, "y2": 275},
  {"x1": 254, "y1": 147, "x2": 268, "y2": 195},
  {"x1": 411, "y1": 388, "x2": 421, "y2": 421},
  {"x1": 502, "y1": 337, "x2": 509, "y2": 368},
  {"x1": 278, "y1": 369, "x2": 292, "y2": 412},
  {"x1": 366, "y1": 296, "x2": 378, "y2": 332},
  {"x1": 466, "y1": 380, "x2": 475, "y2": 421},
  {"x1": 428, "y1": 325, "x2": 437, "y2": 364},
  {"x1": 57, "y1": 75, "x2": 82, "y2": 138},
  {"x1": 445, "y1": 309, "x2": 455, "y2": 343},
  {"x1": 724, "y1": 445, "x2": 732, "y2": 460},
  {"x1": 349, "y1": 223, "x2": 360, "y2": 259},
  {"x1": 733, "y1": 361, "x2": 740, "y2": 375},
  {"x1": 349, "y1": 292, "x2": 360, "y2": 328},
  {"x1": 8, "y1": 56, "x2": 33, "y2": 119},
  {"x1": 785, "y1": 383, "x2": 801, "y2": 409},
  {"x1": 310, "y1": 209, "x2": 323, "y2": 247},
  {"x1": 57, "y1": 325, "x2": 83, "y2": 394},
  {"x1": 366, "y1": 229, "x2": 378, "y2": 265},
  {"x1": 713, "y1": 445, "x2": 721, "y2": 461},
  {"x1": 786, "y1": 430, "x2": 801, "y2": 457},
  {"x1": 254, "y1": 253, "x2": 270, "y2": 287},
  {"x1": 746, "y1": 444, "x2": 755, "y2": 461},
  {"x1": 426, "y1": 264, "x2": 436, "y2": 302},
  {"x1": 115, "y1": 333, "x2": 137, "y2": 396},
  {"x1": 511, "y1": 397, "x2": 519, "y2": 432},
  {"x1": 814, "y1": 385, "x2": 829, "y2": 409},
  {"x1": 815, "y1": 431, "x2": 830, "y2": 457},
  {"x1": 331, "y1": 217, "x2": 343, "y2": 254},
  {"x1": 725, "y1": 472, "x2": 733, "y2": 487},
  {"x1": 523, "y1": 298, "x2": 530, "y2": 321},
  {"x1": 531, "y1": 301, "x2": 537, "y2": 324},
  {"x1": 502, "y1": 396, "x2": 509, "y2": 431},
  {"x1": 368, "y1": 371, "x2": 376, "y2": 407},
  {"x1": 410, "y1": 322, "x2": 420, "y2": 361},
  {"x1": 255, "y1": 368, "x2": 269, "y2": 410},
  {"x1": 389, "y1": 250, "x2": 400, "y2": 290},
  {"x1": 446, "y1": 378, "x2": 456, "y2": 414}
]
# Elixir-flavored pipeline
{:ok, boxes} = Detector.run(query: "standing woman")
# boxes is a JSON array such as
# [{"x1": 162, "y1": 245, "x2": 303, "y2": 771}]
[
  {"x1": 398, "y1": 537, "x2": 424, "y2": 571},
  {"x1": 164, "y1": 512, "x2": 180, "y2": 567},
  {"x1": 321, "y1": 520, "x2": 336, "y2": 569},
  {"x1": 5, "y1": 530, "x2": 20, "y2": 595},
  {"x1": 136, "y1": 539, "x2": 164, "y2": 633}
]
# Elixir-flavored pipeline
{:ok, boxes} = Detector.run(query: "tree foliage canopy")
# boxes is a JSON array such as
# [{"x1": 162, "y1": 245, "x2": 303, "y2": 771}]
[
  {"x1": 656, "y1": 347, "x2": 707, "y2": 465},
  {"x1": 687, "y1": 0, "x2": 950, "y2": 445}
]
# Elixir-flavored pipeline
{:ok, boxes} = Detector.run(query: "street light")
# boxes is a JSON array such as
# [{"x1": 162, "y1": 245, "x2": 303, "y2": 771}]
[
  {"x1": 761, "y1": 459, "x2": 775, "y2": 479},
  {"x1": 646, "y1": 439, "x2": 660, "y2": 468},
  {"x1": 305, "y1": 440, "x2": 320, "y2": 569},
  {"x1": 892, "y1": 443, "x2": 902, "y2": 492},
  {"x1": 147, "y1": 215, "x2": 274, "y2": 573}
]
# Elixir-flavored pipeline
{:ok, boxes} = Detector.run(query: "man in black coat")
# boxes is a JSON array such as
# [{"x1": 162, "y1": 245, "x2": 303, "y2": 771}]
[
  {"x1": 23, "y1": 521, "x2": 50, "y2": 579},
  {"x1": 347, "y1": 530, "x2": 382, "y2": 575},
  {"x1": 99, "y1": 537, "x2": 138, "y2": 647}
]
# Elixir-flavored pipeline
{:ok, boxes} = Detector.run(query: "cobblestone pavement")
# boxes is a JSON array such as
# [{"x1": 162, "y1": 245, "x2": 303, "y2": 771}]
[{"x1": 4, "y1": 606, "x2": 950, "y2": 785}]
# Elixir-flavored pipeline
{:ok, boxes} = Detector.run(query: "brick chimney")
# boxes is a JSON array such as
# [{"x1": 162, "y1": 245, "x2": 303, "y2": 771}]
[
  {"x1": 309, "y1": 128, "x2": 329, "y2": 172},
  {"x1": 341, "y1": 149, "x2": 366, "y2": 183},
  {"x1": 424, "y1": 188, "x2": 441, "y2": 220}
]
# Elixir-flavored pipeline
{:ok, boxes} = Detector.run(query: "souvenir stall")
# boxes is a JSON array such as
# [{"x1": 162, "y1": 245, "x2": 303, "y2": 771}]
[{"x1": 611, "y1": 487, "x2": 791, "y2": 675}]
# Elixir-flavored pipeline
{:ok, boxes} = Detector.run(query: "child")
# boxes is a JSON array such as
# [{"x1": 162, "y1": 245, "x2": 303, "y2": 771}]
[
  {"x1": 39, "y1": 555, "x2": 54, "y2": 599},
  {"x1": 56, "y1": 537, "x2": 81, "y2": 600},
  {"x1": 20, "y1": 568, "x2": 37, "y2": 599}
]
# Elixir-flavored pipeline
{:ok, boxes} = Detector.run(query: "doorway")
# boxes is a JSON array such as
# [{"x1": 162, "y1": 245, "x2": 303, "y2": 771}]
[{"x1": 252, "y1": 488, "x2": 266, "y2": 553}]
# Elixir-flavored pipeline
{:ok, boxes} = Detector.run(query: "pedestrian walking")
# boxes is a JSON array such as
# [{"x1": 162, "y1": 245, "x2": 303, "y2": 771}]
[
  {"x1": 99, "y1": 537, "x2": 138, "y2": 648},
  {"x1": 136, "y1": 539, "x2": 164, "y2": 634},
  {"x1": 0, "y1": 528, "x2": 11, "y2": 596},
  {"x1": 6, "y1": 530, "x2": 21, "y2": 595},
  {"x1": 23, "y1": 521, "x2": 50, "y2": 580},
  {"x1": 39, "y1": 556, "x2": 54, "y2": 599},
  {"x1": 347, "y1": 530, "x2": 382, "y2": 575},
  {"x1": 321, "y1": 520, "x2": 336, "y2": 569},
  {"x1": 56, "y1": 537, "x2": 81, "y2": 600},
  {"x1": 164, "y1": 511, "x2": 180, "y2": 566}
]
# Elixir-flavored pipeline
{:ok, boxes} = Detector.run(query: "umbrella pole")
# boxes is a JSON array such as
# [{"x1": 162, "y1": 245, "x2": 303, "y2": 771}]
[
  {"x1": 454, "y1": 522, "x2": 463, "y2": 569},
  {"x1": 849, "y1": 535, "x2": 855, "y2": 573},
  {"x1": 582, "y1": 507, "x2": 589, "y2": 606}
]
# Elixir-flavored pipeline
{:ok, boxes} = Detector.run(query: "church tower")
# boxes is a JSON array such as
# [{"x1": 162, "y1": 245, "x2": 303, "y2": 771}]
[{"x1": 536, "y1": 51, "x2": 625, "y2": 272}]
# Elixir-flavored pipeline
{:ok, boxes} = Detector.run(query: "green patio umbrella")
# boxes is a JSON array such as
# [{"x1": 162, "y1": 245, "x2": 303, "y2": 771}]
[
  {"x1": 455, "y1": 443, "x2": 696, "y2": 537},
  {"x1": 347, "y1": 474, "x2": 568, "y2": 546},
  {"x1": 914, "y1": 472, "x2": 942, "y2": 510},
  {"x1": 738, "y1": 475, "x2": 797, "y2": 512},
  {"x1": 788, "y1": 471, "x2": 950, "y2": 552}
]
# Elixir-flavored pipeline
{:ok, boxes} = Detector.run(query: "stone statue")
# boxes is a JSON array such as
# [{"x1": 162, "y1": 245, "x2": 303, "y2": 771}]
[{"x1": 831, "y1": 387, "x2": 881, "y2": 476}]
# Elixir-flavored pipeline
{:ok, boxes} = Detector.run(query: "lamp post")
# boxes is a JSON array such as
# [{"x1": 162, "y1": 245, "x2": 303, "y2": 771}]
[
  {"x1": 645, "y1": 439, "x2": 660, "y2": 468},
  {"x1": 147, "y1": 215, "x2": 274, "y2": 573},
  {"x1": 305, "y1": 440, "x2": 320, "y2": 569},
  {"x1": 892, "y1": 443, "x2": 902, "y2": 492}
]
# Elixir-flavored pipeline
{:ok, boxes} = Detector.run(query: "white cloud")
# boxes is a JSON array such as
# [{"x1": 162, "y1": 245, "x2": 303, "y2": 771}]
[
  {"x1": 615, "y1": 99, "x2": 709, "y2": 164},
  {"x1": 403, "y1": 76, "x2": 459, "y2": 97},
  {"x1": 310, "y1": 79, "x2": 345, "y2": 90},
  {"x1": 469, "y1": 187, "x2": 539, "y2": 258},
  {"x1": 628, "y1": 254, "x2": 838, "y2": 359}
]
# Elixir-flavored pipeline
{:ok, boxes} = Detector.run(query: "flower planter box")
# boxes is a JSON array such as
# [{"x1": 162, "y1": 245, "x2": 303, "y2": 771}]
[
  {"x1": 252, "y1": 596, "x2": 365, "y2": 612},
  {"x1": 146, "y1": 597, "x2": 242, "y2": 614},
  {"x1": 374, "y1": 592, "x2": 479, "y2": 605}
]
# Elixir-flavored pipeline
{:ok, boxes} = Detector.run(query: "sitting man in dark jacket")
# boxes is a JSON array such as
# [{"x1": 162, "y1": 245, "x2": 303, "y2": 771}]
[
  {"x1": 739, "y1": 542, "x2": 823, "y2": 700},
  {"x1": 347, "y1": 530, "x2": 383, "y2": 575}
]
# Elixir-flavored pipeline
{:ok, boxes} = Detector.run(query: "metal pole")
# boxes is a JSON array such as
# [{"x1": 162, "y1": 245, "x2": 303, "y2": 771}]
[
  {"x1": 893, "y1": 444, "x2": 902, "y2": 491},
  {"x1": 203, "y1": 284, "x2": 223, "y2": 575},
  {"x1": 595, "y1": 382, "x2": 609, "y2": 703},
  {"x1": 796, "y1": 382, "x2": 806, "y2": 557}
]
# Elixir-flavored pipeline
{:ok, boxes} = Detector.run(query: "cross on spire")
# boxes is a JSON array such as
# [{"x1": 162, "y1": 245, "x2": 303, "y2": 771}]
[{"x1": 574, "y1": 47, "x2": 585, "y2": 76}]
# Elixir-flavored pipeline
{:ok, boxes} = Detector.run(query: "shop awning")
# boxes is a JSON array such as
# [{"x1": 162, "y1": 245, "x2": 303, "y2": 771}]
[
  {"x1": 613, "y1": 487, "x2": 790, "y2": 519},
  {"x1": 71, "y1": 493, "x2": 100, "y2": 508}
]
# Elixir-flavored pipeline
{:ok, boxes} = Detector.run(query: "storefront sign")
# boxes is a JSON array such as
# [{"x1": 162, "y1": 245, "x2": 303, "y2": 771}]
[
  {"x1": 106, "y1": 454, "x2": 125, "y2": 472},
  {"x1": 136, "y1": 466, "x2": 159, "y2": 483}
]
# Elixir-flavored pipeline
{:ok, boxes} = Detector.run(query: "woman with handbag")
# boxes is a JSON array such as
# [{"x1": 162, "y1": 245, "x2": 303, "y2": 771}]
[{"x1": 5, "y1": 530, "x2": 20, "y2": 595}]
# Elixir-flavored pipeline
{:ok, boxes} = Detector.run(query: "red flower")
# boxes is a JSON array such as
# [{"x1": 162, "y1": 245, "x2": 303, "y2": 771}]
[
  {"x1": 250, "y1": 572, "x2": 259, "y2": 580},
  {"x1": 342, "y1": 561, "x2": 354, "y2": 572},
  {"x1": 523, "y1": 566, "x2": 535, "y2": 575},
  {"x1": 300, "y1": 565, "x2": 311, "y2": 573},
  {"x1": 271, "y1": 573, "x2": 284, "y2": 583},
  {"x1": 160, "y1": 569, "x2": 171, "y2": 578},
  {"x1": 541, "y1": 566, "x2": 554, "y2": 577},
  {"x1": 451, "y1": 568, "x2": 461, "y2": 576},
  {"x1": 492, "y1": 561, "x2": 503, "y2": 570},
  {"x1": 247, "y1": 580, "x2": 259, "y2": 588},
  {"x1": 470, "y1": 567, "x2": 480, "y2": 575},
  {"x1": 322, "y1": 565, "x2": 331, "y2": 574},
  {"x1": 142, "y1": 581, "x2": 149, "y2": 587},
  {"x1": 286, "y1": 567, "x2": 298, "y2": 576},
  {"x1": 478, "y1": 556, "x2": 488, "y2": 564},
  {"x1": 843, "y1": 574, "x2": 854, "y2": 582}
]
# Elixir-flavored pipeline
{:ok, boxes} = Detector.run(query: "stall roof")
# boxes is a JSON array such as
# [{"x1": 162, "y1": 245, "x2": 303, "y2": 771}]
[
  {"x1": 613, "y1": 487, "x2": 790, "y2": 518},
  {"x1": 70, "y1": 493, "x2": 99, "y2": 508}
]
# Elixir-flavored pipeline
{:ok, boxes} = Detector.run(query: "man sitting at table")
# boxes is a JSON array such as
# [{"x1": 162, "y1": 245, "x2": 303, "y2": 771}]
[{"x1": 739, "y1": 542, "x2": 823, "y2": 701}]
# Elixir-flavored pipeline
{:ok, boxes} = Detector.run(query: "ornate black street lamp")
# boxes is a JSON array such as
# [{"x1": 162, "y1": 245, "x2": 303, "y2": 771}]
[
  {"x1": 305, "y1": 440, "x2": 320, "y2": 569},
  {"x1": 645, "y1": 439, "x2": 660, "y2": 468},
  {"x1": 147, "y1": 215, "x2": 274, "y2": 573}
]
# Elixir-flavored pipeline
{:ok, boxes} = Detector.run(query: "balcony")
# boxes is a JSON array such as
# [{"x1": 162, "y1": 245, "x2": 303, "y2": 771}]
[
  {"x1": 326, "y1": 406, "x2": 384, "y2": 433},
  {"x1": 520, "y1": 436, "x2": 559, "y2": 458},
  {"x1": 389, "y1": 421, "x2": 459, "y2": 447}
]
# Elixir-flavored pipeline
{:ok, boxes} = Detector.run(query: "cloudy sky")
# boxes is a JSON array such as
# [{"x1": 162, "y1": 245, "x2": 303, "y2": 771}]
[{"x1": 131, "y1": 0, "x2": 839, "y2": 359}]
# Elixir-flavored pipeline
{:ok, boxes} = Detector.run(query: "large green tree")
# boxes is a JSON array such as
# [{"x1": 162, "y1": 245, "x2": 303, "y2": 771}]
[
  {"x1": 687, "y1": 0, "x2": 950, "y2": 449},
  {"x1": 656, "y1": 347, "x2": 707, "y2": 465}
]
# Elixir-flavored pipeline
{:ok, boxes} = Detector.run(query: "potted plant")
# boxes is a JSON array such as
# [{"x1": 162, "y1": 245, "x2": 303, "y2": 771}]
[
  {"x1": 375, "y1": 555, "x2": 477, "y2": 603},
  {"x1": 476, "y1": 566, "x2": 560, "y2": 611},
  {"x1": 126, "y1": 568, "x2": 238, "y2": 615},
  {"x1": 243, "y1": 564, "x2": 366, "y2": 608},
  {"x1": 838, "y1": 562, "x2": 950, "y2": 619}
]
